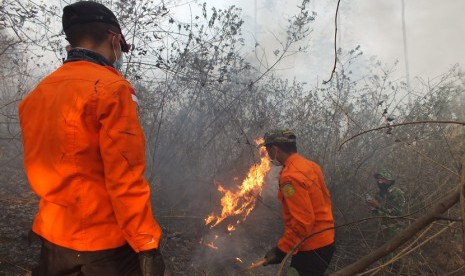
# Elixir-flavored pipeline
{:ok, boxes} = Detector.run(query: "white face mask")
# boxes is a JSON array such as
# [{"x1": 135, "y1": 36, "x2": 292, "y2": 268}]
[
  {"x1": 112, "y1": 36, "x2": 123, "y2": 71},
  {"x1": 270, "y1": 158, "x2": 282, "y2": 166}
]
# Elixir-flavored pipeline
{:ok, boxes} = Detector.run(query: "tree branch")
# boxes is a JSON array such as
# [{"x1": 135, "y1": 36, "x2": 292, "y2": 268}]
[
  {"x1": 338, "y1": 120, "x2": 465, "y2": 151},
  {"x1": 330, "y1": 186, "x2": 460, "y2": 275},
  {"x1": 322, "y1": 0, "x2": 341, "y2": 84}
]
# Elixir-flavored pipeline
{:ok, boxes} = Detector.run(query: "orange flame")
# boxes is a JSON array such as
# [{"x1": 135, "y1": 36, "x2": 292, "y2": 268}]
[
  {"x1": 200, "y1": 235, "x2": 219, "y2": 250},
  {"x1": 205, "y1": 138, "x2": 270, "y2": 230},
  {"x1": 204, "y1": 242, "x2": 218, "y2": 250}
]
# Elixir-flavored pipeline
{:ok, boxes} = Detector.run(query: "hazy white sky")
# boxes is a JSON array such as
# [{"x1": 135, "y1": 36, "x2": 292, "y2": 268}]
[
  {"x1": 345, "y1": 0, "x2": 465, "y2": 78},
  {"x1": 172, "y1": 0, "x2": 465, "y2": 84}
]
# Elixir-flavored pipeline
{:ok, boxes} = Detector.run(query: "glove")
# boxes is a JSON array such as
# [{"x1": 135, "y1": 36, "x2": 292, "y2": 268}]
[
  {"x1": 263, "y1": 246, "x2": 286, "y2": 266},
  {"x1": 139, "y1": 248, "x2": 165, "y2": 276}
]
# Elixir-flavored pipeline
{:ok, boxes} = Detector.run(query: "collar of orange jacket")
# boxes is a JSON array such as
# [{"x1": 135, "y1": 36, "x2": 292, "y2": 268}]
[
  {"x1": 65, "y1": 48, "x2": 113, "y2": 67},
  {"x1": 283, "y1": 153, "x2": 299, "y2": 167}
]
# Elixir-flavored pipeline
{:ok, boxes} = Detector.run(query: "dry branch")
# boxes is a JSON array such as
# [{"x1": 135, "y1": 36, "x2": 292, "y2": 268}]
[
  {"x1": 338, "y1": 120, "x2": 465, "y2": 151},
  {"x1": 460, "y1": 157, "x2": 465, "y2": 256},
  {"x1": 322, "y1": 0, "x2": 342, "y2": 84},
  {"x1": 0, "y1": 258, "x2": 31, "y2": 273},
  {"x1": 359, "y1": 222, "x2": 455, "y2": 275},
  {"x1": 233, "y1": 258, "x2": 266, "y2": 276},
  {"x1": 330, "y1": 186, "x2": 460, "y2": 276},
  {"x1": 275, "y1": 215, "x2": 416, "y2": 276},
  {"x1": 248, "y1": 258, "x2": 267, "y2": 269}
]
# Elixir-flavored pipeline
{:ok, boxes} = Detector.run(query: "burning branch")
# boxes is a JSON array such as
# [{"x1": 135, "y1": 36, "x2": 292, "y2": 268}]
[
  {"x1": 199, "y1": 235, "x2": 219, "y2": 250},
  {"x1": 205, "y1": 138, "x2": 270, "y2": 232},
  {"x1": 233, "y1": 258, "x2": 267, "y2": 276},
  {"x1": 249, "y1": 259, "x2": 267, "y2": 269}
]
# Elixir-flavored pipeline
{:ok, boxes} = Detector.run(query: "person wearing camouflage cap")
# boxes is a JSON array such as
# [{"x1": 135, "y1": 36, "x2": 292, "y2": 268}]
[
  {"x1": 366, "y1": 169, "x2": 407, "y2": 272},
  {"x1": 366, "y1": 169, "x2": 407, "y2": 240},
  {"x1": 260, "y1": 129, "x2": 335, "y2": 276},
  {"x1": 262, "y1": 129, "x2": 297, "y2": 144}
]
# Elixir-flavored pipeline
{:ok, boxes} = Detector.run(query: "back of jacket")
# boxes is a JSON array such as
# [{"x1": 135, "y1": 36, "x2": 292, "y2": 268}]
[
  {"x1": 19, "y1": 60, "x2": 161, "y2": 252},
  {"x1": 278, "y1": 153, "x2": 334, "y2": 252}
]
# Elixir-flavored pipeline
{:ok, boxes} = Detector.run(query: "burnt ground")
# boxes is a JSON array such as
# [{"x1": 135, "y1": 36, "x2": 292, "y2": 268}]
[
  {"x1": 3, "y1": 166, "x2": 465, "y2": 275},
  {"x1": 0, "y1": 195, "x2": 38, "y2": 276},
  {"x1": 0, "y1": 168, "x2": 39, "y2": 276},
  {"x1": 0, "y1": 195, "x2": 286, "y2": 275},
  {"x1": 0, "y1": 167, "x2": 288, "y2": 276},
  {"x1": 0, "y1": 172, "x2": 354, "y2": 275}
]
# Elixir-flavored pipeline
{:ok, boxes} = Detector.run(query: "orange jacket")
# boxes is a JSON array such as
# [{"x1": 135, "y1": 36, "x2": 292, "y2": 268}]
[
  {"x1": 277, "y1": 153, "x2": 334, "y2": 253},
  {"x1": 19, "y1": 60, "x2": 162, "y2": 252}
]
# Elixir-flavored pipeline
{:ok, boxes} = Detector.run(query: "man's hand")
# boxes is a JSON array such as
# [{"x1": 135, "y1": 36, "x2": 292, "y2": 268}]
[
  {"x1": 139, "y1": 248, "x2": 165, "y2": 276},
  {"x1": 366, "y1": 198, "x2": 380, "y2": 208},
  {"x1": 263, "y1": 246, "x2": 286, "y2": 266}
]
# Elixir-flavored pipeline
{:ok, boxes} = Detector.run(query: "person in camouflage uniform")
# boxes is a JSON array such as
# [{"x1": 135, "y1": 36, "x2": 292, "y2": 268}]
[{"x1": 366, "y1": 169, "x2": 407, "y2": 241}]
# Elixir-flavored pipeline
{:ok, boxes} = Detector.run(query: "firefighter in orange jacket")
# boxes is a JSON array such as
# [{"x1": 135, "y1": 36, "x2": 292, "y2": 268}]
[
  {"x1": 19, "y1": 2, "x2": 163, "y2": 275},
  {"x1": 261, "y1": 130, "x2": 335, "y2": 276}
]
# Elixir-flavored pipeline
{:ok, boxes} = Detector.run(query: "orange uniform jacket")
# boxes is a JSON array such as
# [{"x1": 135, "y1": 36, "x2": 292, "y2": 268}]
[
  {"x1": 19, "y1": 60, "x2": 162, "y2": 252},
  {"x1": 277, "y1": 153, "x2": 334, "y2": 253}
]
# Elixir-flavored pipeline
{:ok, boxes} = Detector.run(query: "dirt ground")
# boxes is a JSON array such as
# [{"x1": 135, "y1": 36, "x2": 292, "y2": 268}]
[
  {"x1": 0, "y1": 168, "x2": 39, "y2": 276},
  {"x1": 3, "y1": 167, "x2": 465, "y2": 275},
  {"x1": 0, "y1": 169, "x2": 284, "y2": 276}
]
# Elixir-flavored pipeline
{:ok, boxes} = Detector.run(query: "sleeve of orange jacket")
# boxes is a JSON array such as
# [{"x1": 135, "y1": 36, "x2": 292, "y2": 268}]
[
  {"x1": 96, "y1": 79, "x2": 162, "y2": 252},
  {"x1": 277, "y1": 175, "x2": 314, "y2": 253}
]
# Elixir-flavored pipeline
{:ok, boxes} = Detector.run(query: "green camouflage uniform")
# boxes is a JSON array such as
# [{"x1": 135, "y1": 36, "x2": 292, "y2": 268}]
[
  {"x1": 371, "y1": 170, "x2": 407, "y2": 272},
  {"x1": 372, "y1": 184, "x2": 406, "y2": 240}
]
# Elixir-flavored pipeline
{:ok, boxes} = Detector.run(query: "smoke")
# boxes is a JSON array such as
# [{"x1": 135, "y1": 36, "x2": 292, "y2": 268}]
[
  {"x1": 190, "y1": 169, "x2": 284, "y2": 274},
  {"x1": 211, "y1": 0, "x2": 465, "y2": 83}
]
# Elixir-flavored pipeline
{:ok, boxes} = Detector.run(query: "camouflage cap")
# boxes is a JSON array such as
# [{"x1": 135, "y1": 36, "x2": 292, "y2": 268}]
[
  {"x1": 374, "y1": 168, "x2": 394, "y2": 181},
  {"x1": 260, "y1": 129, "x2": 296, "y2": 147}
]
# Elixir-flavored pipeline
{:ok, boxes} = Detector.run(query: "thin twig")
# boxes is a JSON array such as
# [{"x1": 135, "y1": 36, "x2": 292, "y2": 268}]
[
  {"x1": 275, "y1": 214, "x2": 416, "y2": 276},
  {"x1": 360, "y1": 222, "x2": 455, "y2": 275},
  {"x1": 0, "y1": 258, "x2": 32, "y2": 273},
  {"x1": 330, "y1": 185, "x2": 460, "y2": 275},
  {"x1": 443, "y1": 264, "x2": 465, "y2": 276},
  {"x1": 338, "y1": 120, "x2": 465, "y2": 150},
  {"x1": 364, "y1": 223, "x2": 436, "y2": 276},
  {"x1": 233, "y1": 259, "x2": 266, "y2": 276},
  {"x1": 402, "y1": 143, "x2": 459, "y2": 177},
  {"x1": 460, "y1": 156, "x2": 465, "y2": 256}
]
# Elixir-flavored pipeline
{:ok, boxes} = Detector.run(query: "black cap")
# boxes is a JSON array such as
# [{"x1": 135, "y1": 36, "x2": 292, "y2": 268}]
[{"x1": 62, "y1": 1, "x2": 130, "y2": 52}]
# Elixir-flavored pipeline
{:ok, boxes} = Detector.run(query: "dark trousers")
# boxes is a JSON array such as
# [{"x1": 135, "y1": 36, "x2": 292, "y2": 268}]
[
  {"x1": 290, "y1": 243, "x2": 335, "y2": 276},
  {"x1": 33, "y1": 239, "x2": 141, "y2": 276}
]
